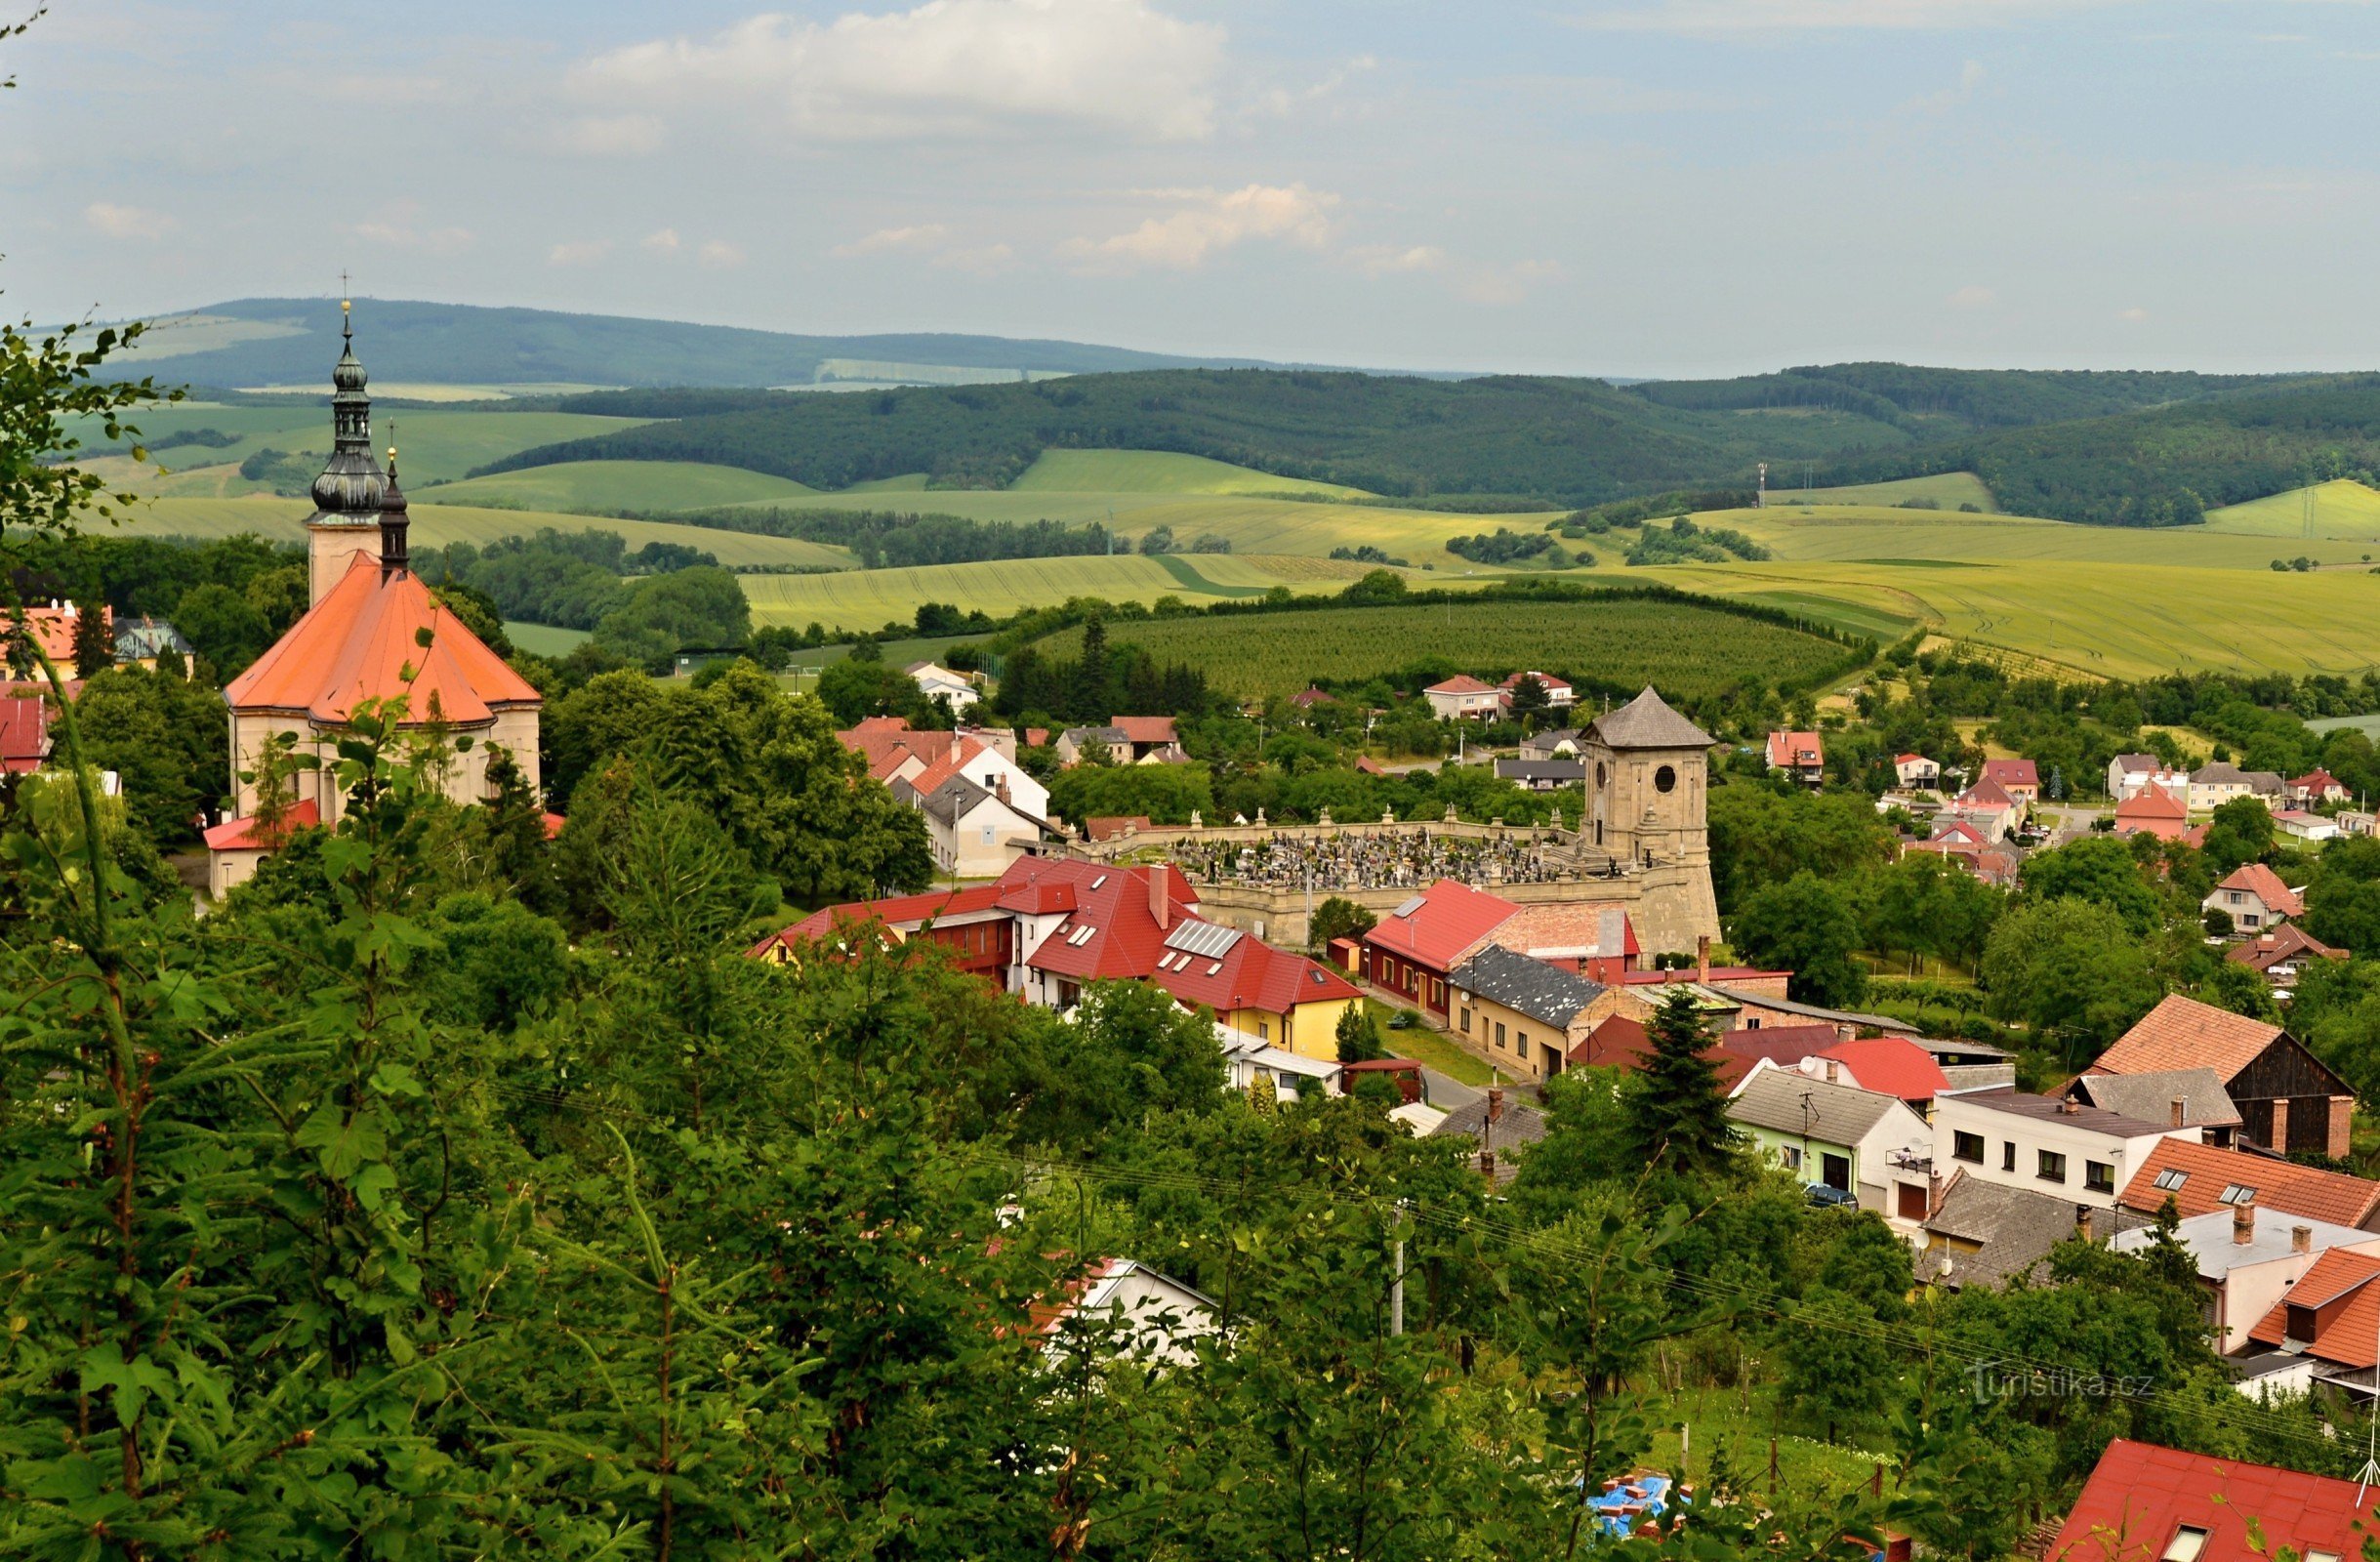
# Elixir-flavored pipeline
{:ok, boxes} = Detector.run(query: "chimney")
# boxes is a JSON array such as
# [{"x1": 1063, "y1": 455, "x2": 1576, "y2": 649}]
[
  {"x1": 2075, "y1": 1205, "x2": 2094, "y2": 1243},
  {"x1": 1487, "y1": 1087, "x2": 1505, "y2": 1125},
  {"x1": 1696, "y1": 934, "x2": 1711, "y2": 984},
  {"x1": 2233, "y1": 1201, "x2": 2255, "y2": 1246},
  {"x1": 994, "y1": 773, "x2": 1010, "y2": 805},
  {"x1": 2292, "y1": 1224, "x2": 2313, "y2": 1254},
  {"x1": 1479, "y1": 1149, "x2": 1497, "y2": 1180},
  {"x1": 2170, "y1": 1098, "x2": 2187, "y2": 1129},
  {"x1": 1148, "y1": 864, "x2": 1171, "y2": 931},
  {"x1": 2057, "y1": 1098, "x2": 2080, "y2": 1115}
]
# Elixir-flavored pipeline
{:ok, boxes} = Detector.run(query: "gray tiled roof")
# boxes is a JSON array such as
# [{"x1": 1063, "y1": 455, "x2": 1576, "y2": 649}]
[
  {"x1": 1924, "y1": 1172, "x2": 2151, "y2": 1290},
  {"x1": 1431, "y1": 1096, "x2": 1548, "y2": 1182},
  {"x1": 1495, "y1": 759, "x2": 1588, "y2": 784},
  {"x1": 1585, "y1": 686, "x2": 1713, "y2": 751},
  {"x1": 1703, "y1": 985, "x2": 1915, "y2": 1036},
  {"x1": 1727, "y1": 1070, "x2": 1902, "y2": 1146},
  {"x1": 1949, "y1": 1087, "x2": 2171, "y2": 1138},
  {"x1": 1449, "y1": 943, "x2": 1604, "y2": 1029},
  {"x1": 2070, "y1": 1067, "x2": 2242, "y2": 1130},
  {"x1": 1940, "y1": 1063, "x2": 2019, "y2": 1093}
]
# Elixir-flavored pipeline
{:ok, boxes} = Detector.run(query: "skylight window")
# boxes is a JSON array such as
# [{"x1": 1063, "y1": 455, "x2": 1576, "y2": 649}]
[
  {"x1": 1207, "y1": 961, "x2": 1223, "y2": 975},
  {"x1": 2162, "y1": 1526, "x2": 2208, "y2": 1562},
  {"x1": 2219, "y1": 1184, "x2": 2256, "y2": 1206},
  {"x1": 1088, "y1": 875, "x2": 1107, "y2": 891},
  {"x1": 2153, "y1": 1168, "x2": 2189, "y2": 1192}
]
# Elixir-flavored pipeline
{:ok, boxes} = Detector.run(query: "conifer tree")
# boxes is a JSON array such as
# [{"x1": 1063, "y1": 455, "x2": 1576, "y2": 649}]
[
  {"x1": 70, "y1": 598, "x2": 111, "y2": 676},
  {"x1": 1624, "y1": 984, "x2": 1736, "y2": 1177}
]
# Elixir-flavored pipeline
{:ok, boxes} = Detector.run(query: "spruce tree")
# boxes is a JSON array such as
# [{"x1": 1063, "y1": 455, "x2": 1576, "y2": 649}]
[
  {"x1": 1624, "y1": 984, "x2": 1736, "y2": 1177},
  {"x1": 70, "y1": 598, "x2": 111, "y2": 677}
]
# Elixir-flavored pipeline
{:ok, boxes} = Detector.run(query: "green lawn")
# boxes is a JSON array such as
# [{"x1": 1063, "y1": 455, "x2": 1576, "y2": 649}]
[
  {"x1": 2203, "y1": 479, "x2": 2380, "y2": 543},
  {"x1": 505, "y1": 621, "x2": 592, "y2": 657},
  {"x1": 1364, "y1": 1002, "x2": 1495, "y2": 1088},
  {"x1": 1637, "y1": 1384, "x2": 1887, "y2": 1502}
]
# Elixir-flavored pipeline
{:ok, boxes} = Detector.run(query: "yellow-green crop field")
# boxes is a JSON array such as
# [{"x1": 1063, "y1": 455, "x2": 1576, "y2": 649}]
[
  {"x1": 739, "y1": 553, "x2": 1442, "y2": 634},
  {"x1": 1009, "y1": 449, "x2": 1375, "y2": 499},
  {"x1": 2202, "y1": 480, "x2": 2380, "y2": 542},
  {"x1": 416, "y1": 460, "x2": 819, "y2": 512},
  {"x1": 1758, "y1": 472, "x2": 1998, "y2": 512},
  {"x1": 100, "y1": 497, "x2": 855, "y2": 571},
  {"x1": 82, "y1": 408, "x2": 650, "y2": 494}
]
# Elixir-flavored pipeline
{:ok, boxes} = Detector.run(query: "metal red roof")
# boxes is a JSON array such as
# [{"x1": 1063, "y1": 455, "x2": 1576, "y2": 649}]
[
  {"x1": 0, "y1": 690, "x2": 51, "y2": 770},
  {"x1": 751, "y1": 884, "x2": 1007, "y2": 956},
  {"x1": 1153, "y1": 932, "x2": 1362, "y2": 1015},
  {"x1": 203, "y1": 799, "x2": 321, "y2": 852},
  {"x1": 1360, "y1": 878, "x2": 1518, "y2": 971},
  {"x1": 2050, "y1": 1439, "x2": 2380, "y2": 1562},
  {"x1": 1023, "y1": 863, "x2": 1199, "y2": 983},
  {"x1": 1814, "y1": 1037, "x2": 1949, "y2": 1102}
]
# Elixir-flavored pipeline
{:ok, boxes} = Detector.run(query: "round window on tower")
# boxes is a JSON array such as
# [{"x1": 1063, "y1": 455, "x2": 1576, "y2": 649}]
[{"x1": 1655, "y1": 764, "x2": 1677, "y2": 794}]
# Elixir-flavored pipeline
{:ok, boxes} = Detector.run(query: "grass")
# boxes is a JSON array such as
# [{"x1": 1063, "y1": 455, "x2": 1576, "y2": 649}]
[
  {"x1": 1637, "y1": 1384, "x2": 1887, "y2": 1500},
  {"x1": 1709, "y1": 504, "x2": 2380, "y2": 571},
  {"x1": 101, "y1": 496, "x2": 857, "y2": 571},
  {"x1": 1011, "y1": 449, "x2": 1376, "y2": 499},
  {"x1": 738, "y1": 554, "x2": 1425, "y2": 634},
  {"x1": 1760, "y1": 472, "x2": 1998, "y2": 513},
  {"x1": 416, "y1": 459, "x2": 819, "y2": 512},
  {"x1": 84, "y1": 409, "x2": 652, "y2": 496},
  {"x1": 2309, "y1": 714, "x2": 2380, "y2": 739},
  {"x1": 2202, "y1": 479, "x2": 2380, "y2": 543},
  {"x1": 1040, "y1": 596, "x2": 1853, "y2": 702},
  {"x1": 505, "y1": 621, "x2": 593, "y2": 656},
  {"x1": 1363, "y1": 1001, "x2": 1496, "y2": 1088}
]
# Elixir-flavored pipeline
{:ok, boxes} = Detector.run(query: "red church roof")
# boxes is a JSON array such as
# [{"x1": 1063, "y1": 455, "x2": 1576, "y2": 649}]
[
  {"x1": 2048, "y1": 1439, "x2": 2380, "y2": 1562},
  {"x1": 203, "y1": 799, "x2": 322, "y2": 851},
  {"x1": 225, "y1": 555, "x2": 537, "y2": 725}
]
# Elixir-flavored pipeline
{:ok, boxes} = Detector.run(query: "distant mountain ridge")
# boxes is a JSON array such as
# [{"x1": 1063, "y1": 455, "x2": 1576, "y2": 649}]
[{"x1": 103, "y1": 297, "x2": 1355, "y2": 390}]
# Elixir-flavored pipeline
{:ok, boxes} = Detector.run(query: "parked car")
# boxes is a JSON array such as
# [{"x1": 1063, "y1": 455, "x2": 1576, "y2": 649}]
[{"x1": 1803, "y1": 1183, "x2": 1859, "y2": 1210}]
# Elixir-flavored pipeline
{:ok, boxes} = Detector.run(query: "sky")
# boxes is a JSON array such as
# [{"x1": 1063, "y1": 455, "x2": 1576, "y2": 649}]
[{"x1": 8, "y1": 0, "x2": 2380, "y2": 377}]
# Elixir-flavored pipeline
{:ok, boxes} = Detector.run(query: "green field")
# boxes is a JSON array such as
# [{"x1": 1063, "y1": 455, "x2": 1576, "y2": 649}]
[
  {"x1": 1010, "y1": 449, "x2": 1376, "y2": 499},
  {"x1": 1037, "y1": 596, "x2": 1852, "y2": 702},
  {"x1": 1759, "y1": 472, "x2": 1998, "y2": 512},
  {"x1": 2203, "y1": 479, "x2": 2380, "y2": 542},
  {"x1": 416, "y1": 460, "x2": 818, "y2": 513},
  {"x1": 101, "y1": 496, "x2": 856, "y2": 572},
  {"x1": 739, "y1": 554, "x2": 1435, "y2": 633},
  {"x1": 505, "y1": 621, "x2": 593, "y2": 656},
  {"x1": 86, "y1": 408, "x2": 651, "y2": 496}
]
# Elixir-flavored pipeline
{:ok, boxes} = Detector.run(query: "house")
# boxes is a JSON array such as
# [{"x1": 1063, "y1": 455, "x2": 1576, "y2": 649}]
[
  {"x1": 1430, "y1": 1089, "x2": 1547, "y2": 1183},
  {"x1": 2064, "y1": 1067, "x2": 2241, "y2": 1148},
  {"x1": 2290, "y1": 768, "x2": 2351, "y2": 807},
  {"x1": 2230, "y1": 924, "x2": 2349, "y2": 985},
  {"x1": 1933, "y1": 1088, "x2": 2195, "y2": 1208},
  {"x1": 841, "y1": 716, "x2": 967, "y2": 784},
  {"x1": 1764, "y1": 729, "x2": 1825, "y2": 786},
  {"x1": 2190, "y1": 761, "x2": 2278, "y2": 813},
  {"x1": 903, "y1": 660, "x2": 979, "y2": 714},
  {"x1": 1290, "y1": 685, "x2": 1334, "y2": 711},
  {"x1": 1494, "y1": 757, "x2": 1586, "y2": 792},
  {"x1": 2092, "y1": 994, "x2": 2355, "y2": 1159},
  {"x1": 1726, "y1": 1068, "x2": 1934, "y2": 1224},
  {"x1": 2117, "y1": 1137, "x2": 2380, "y2": 1231},
  {"x1": 1358, "y1": 878, "x2": 1521, "y2": 1017},
  {"x1": 2339, "y1": 810, "x2": 2378, "y2": 838},
  {"x1": 2203, "y1": 864, "x2": 2304, "y2": 932},
  {"x1": 2109, "y1": 752, "x2": 2192, "y2": 800},
  {"x1": 1893, "y1": 753, "x2": 1941, "y2": 789},
  {"x1": 1223, "y1": 1035, "x2": 1343, "y2": 1103},
  {"x1": 0, "y1": 685, "x2": 53, "y2": 774},
  {"x1": 1793, "y1": 1037, "x2": 1950, "y2": 1117},
  {"x1": 1448, "y1": 943, "x2": 1605, "y2": 1080},
  {"x1": 2240, "y1": 1247, "x2": 2380, "y2": 1399},
  {"x1": 1498, "y1": 669, "x2": 1575, "y2": 711},
  {"x1": 1981, "y1": 758, "x2": 2040, "y2": 803},
  {"x1": 2113, "y1": 782, "x2": 2191, "y2": 841},
  {"x1": 1054, "y1": 718, "x2": 1185, "y2": 765},
  {"x1": 1706, "y1": 982, "x2": 1925, "y2": 1042},
  {"x1": 1031, "y1": 1257, "x2": 1216, "y2": 1369},
  {"x1": 1905, "y1": 829, "x2": 2022, "y2": 886},
  {"x1": 1920, "y1": 1172, "x2": 2146, "y2": 1291},
  {"x1": 213, "y1": 321, "x2": 539, "y2": 895},
  {"x1": 2274, "y1": 808, "x2": 2340, "y2": 843},
  {"x1": 1520, "y1": 727, "x2": 1582, "y2": 760},
  {"x1": 2113, "y1": 1204, "x2": 2380, "y2": 1353},
  {"x1": 897, "y1": 773, "x2": 1051, "y2": 879},
  {"x1": 1083, "y1": 815, "x2": 1153, "y2": 843},
  {"x1": 112, "y1": 615, "x2": 192, "y2": 671},
  {"x1": 2048, "y1": 1438, "x2": 2380, "y2": 1562},
  {"x1": 202, "y1": 800, "x2": 323, "y2": 900},
  {"x1": 13, "y1": 599, "x2": 107, "y2": 668},
  {"x1": 1942, "y1": 777, "x2": 2021, "y2": 843},
  {"x1": 1422, "y1": 675, "x2": 1505, "y2": 722}
]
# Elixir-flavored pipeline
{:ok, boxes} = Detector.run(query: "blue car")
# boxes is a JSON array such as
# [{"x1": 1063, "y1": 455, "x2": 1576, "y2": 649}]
[{"x1": 1804, "y1": 1182, "x2": 1860, "y2": 1210}]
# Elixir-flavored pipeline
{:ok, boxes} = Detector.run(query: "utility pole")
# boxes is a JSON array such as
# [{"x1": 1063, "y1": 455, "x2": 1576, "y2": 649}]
[{"x1": 1389, "y1": 1200, "x2": 1409, "y2": 1336}]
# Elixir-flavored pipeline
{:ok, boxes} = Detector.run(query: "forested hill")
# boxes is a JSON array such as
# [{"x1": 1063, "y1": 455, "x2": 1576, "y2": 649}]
[
  {"x1": 1632, "y1": 363, "x2": 2297, "y2": 432},
  {"x1": 478, "y1": 370, "x2": 1921, "y2": 501},
  {"x1": 103, "y1": 297, "x2": 1311, "y2": 390}
]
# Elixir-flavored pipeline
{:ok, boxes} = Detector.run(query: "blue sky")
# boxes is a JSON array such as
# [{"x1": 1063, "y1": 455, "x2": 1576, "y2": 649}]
[{"x1": 8, "y1": 0, "x2": 2380, "y2": 375}]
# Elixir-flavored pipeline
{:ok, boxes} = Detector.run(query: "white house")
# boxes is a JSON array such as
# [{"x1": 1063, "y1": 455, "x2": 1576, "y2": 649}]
[
  {"x1": 900, "y1": 774, "x2": 1051, "y2": 879},
  {"x1": 1498, "y1": 670, "x2": 1576, "y2": 711},
  {"x1": 2112, "y1": 1204, "x2": 2380, "y2": 1354},
  {"x1": 1034, "y1": 1257, "x2": 1217, "y2": 1369},
  {"x1": 2190, "y1": 762, "x2": 2283, "y2": 813},
  {"x1": 2202, "y1": 864, "x2": 2305, "y2": 932},
  {"x1": 906, "y1": 660, "x2": 980, "y2": 714},
  {"x1": 1423, "y1": 675, "x2": 1506, "y2": 721},
  {"x1": 1934, "y1": 1088, "x2": 2195, "y2": 1209},
  {"x1": 1895, "y1": 753, "x2": 1942, "y2": 789},
  {"x1": 1726, "y1": 1065, "x2": 1935, "y2": 1228},
  {"x1": 2109, "y1": 753, "x2": 2191, "y2": 801},
  {"x1": 2275, "y1": 809, "x2": 2341, "y2": 843}
]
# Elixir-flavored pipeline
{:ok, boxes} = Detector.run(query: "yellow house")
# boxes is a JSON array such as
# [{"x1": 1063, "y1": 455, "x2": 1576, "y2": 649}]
[{"x1": 1448, "y1": 944, "x2": 1605, "y2": 1080}]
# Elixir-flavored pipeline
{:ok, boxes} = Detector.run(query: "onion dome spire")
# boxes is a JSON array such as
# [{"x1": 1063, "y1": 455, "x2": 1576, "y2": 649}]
[
  {"x1": 308, "y1": 292, "x2": 386, "y2": 521},
  {"x1": 379, "y1": 436, "x2": 410, "y2": 580}
]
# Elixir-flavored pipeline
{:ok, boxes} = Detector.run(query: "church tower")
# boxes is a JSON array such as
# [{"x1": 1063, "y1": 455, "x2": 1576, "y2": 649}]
[
  {"x1": 304, "y1": 298, "x2": 389, "y2": 605},
  {"x1": 1580, "y1": 685, "x2": 1713, "y2": 869}
]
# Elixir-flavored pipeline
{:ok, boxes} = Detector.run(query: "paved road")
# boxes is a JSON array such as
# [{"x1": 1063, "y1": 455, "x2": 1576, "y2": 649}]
[{"x1": 1421, "y1": 1069, "x2": 1483, "y2": 1112}]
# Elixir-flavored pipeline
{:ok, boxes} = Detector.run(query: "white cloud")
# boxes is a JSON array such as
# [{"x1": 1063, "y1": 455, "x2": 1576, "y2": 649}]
[
  {"x1": 1251, "y1": 55, "x2": 1377, "y2": 118},
  {"x1": 548, "y1": 239, "x2": 614, "y2": 267},
  {"x1": 698, "y1": 239, "x2": 748, "y2": 268},
  {"x1": 932, "y1": 242, "x2": 1017, "y2": 274},
  {"x1": 1948, "y1": 284, "x2": 1997, "y2": 308},
  {"x1": 1458, "y1": 259, "x2": 1563, "y2": 306},
  {"x1": 643, "y1": 227, "x2": 681, "y2": 252},
  {"x1": 84, "y1": 201, "x2": 174, "y2": 241},
  {"x1": 1063, "y1": 184, "x2": 1338, "y2": 272},
  {"x1": 2118, "y1": 306, "x2": 2150, "y2": 322},
  {"x1": 1582, "y1": 0, "x2": 2128, "y2": 35},
  {"x1": 1905, "y1": 59, "x2": 1988, "y2": 112},
  {"x1": 345, "y1": 217, "x2": 475, "y2": 256},
  {"x1": 1348, "y1": 244, "x2": 1448, "y2": 277},
  {"x1": 549, "y1": 113, "x2": 666, "y2": 156},
  {"x1": 833, "y1": 223, "x2": 953, "y2": 258},
  {"x1": 580, "y1": 0, "x2": 1224, "y2": 143}
]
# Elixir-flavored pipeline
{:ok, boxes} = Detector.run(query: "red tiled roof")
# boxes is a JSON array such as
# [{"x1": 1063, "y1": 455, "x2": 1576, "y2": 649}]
[
  {"x1": 1814, "y1": 1037, "x2": 1949, "y2": 1101},
  {"x1": 1291, "y1": 686, "x2": 1334, "y2": 708},
  {"x1": 2117, "y1": 783, "x2": 2188, "y2": 821},
  {"x1": 1955, "y1": 777, "x2": 2016, "y2": 809},
  {"x1": 1360, "y1": 878, "x2": 1517, "y2": 971},
  {"x1": 2048, "y1": 1438, "x2": 2380, "y2": 1562},
  {"x1": 1353, "y1": 755, "x2": 1387, "y2": 775},
  {"x1": 1487, "y1": 902, "x2": 1637, "y2": 961},
  {"x1": 0, "y1": 690, "x2": 51, "y2": 770},
  {"x1": 906, "y1": 738, "x2": 990, "y2": 798},
  {"x1": 2246, "y1": 1249, "x2": 2380, "y2": 1368},
  {"x1": 1718, "y1": 1025, "x2": 1845, "y2": 1078},
  {"x1": 1894, "y1": 752, "x2": 1927, "y2": 764},
  {"x1": 1425, "y1": 675, "x2": 1495, "y2": 695},
  {"x1": 1154, "y1": 932, "x2": 1361, "y2": 1015},
  {"x1": 1981, "y1": 758, "x2": 2038, "y2": 789},
  {"x1": 1568, "y1": 1013, "x2": 1761, "y2": 1086},
  {"x1": 748, "y1": 884, "x2": 1007, "y2": 957},
  {"x1": 225, "y1": 556, "x2": 537, "y2": 725},
  {"x1": 13, "y1": 603, "x2": 105, "y2": 665},
  {"x1": 2229, "y1": 923, "x2": 2348, "y2": 973},
  {"x1": 1110, "y1": 716, "x2": 1178, "y2": 745},
  {"x1": 542, "y1": 811, "x2": 567, "y2": 840},
  {"x1": 203, "y1": 799, "x2": 322, "y2": 852},
  {"x1": 2213, "y1": 863, "x2": 2304, "y2": 919},
  {"x1": 1498, "y1": 670, "x2": 1571, "y2": 692},
  {"x1": 1084, "y1": 815, "x2": 1152, "y2": 842},
  {"x1": 1766, "y1": 729, "x2": 1823, "y2": 767},
  {"x1": 2093, "y1": 994, "x2": 2283, "y2": 1080},
  {"x1": 2292, "y1": 768, "x2": 2342, "y2": 793},
  {"x1": 1020, "y1": 861, "x2": 1200, "y2": 983},
  {"x1": 838, "y1": 717, "x2": 965, "y2": 781},
  {"x1": 2117, "y1": 1138, "x2": 2380, "y2": 1227}
]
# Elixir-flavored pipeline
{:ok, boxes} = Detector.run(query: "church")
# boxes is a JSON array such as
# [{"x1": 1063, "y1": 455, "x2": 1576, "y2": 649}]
[{"x1": 205, "y1": 304, "x2": 543, "y2": 896}]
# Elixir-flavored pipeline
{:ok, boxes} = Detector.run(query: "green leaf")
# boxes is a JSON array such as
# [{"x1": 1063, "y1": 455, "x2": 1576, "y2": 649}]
[{"x1": 294, "y1": 1102, "x2": 389, "y2": 1178}]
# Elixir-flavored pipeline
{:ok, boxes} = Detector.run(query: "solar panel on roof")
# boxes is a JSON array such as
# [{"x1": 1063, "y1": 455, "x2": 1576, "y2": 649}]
[
  {"x1": 1391, "y1": 895, "x2": 1426, "y2": 919},
  {"x1": 1165, "y1": 921, "x2": 1243, "y2": 959}
]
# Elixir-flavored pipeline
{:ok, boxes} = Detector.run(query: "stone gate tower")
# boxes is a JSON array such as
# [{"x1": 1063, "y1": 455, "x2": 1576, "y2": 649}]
[{"x1": 1580, "y1": 685, "x2": 1720, "y2": 949}]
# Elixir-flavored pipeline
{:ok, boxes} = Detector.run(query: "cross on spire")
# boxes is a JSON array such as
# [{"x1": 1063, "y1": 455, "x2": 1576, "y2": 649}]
[{"x1": 340, "y1": 270, "x2": 352, "y2": 343}]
